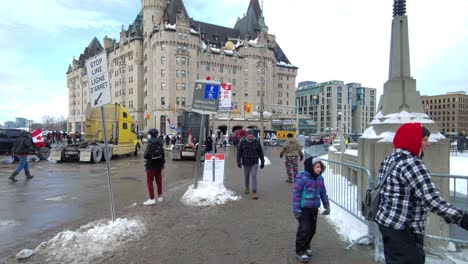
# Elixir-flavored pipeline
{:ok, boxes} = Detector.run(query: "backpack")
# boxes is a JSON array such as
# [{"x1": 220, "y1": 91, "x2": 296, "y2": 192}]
[
  {"x1": 362, "y1": 160, "x2": 398, "y2": 222},
  {"x1": 148, "y1": 142, "x2": 164, "y2": 160}
]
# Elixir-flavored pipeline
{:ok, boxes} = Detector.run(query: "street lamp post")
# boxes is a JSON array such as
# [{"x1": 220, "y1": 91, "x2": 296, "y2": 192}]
[
  {"x1": 296, "y1": 98, "x2": 300, "y2": 135},
  {"x1": 338, "y1": 111, "x2": 345, "y2": 151}
]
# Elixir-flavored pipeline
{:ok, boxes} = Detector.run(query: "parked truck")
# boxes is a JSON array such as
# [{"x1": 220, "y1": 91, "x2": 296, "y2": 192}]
[
  {"x1": 50, "y1": 103, "x2": 142, "y2": 163},
  {"x1": 171, "y1": 111, "x2": 209, "y2": 160}
]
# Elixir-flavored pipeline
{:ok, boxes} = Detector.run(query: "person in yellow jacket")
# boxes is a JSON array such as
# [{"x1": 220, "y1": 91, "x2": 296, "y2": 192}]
[{"x1": 280, "y1": 133, "x2": 304, "y2": 183}]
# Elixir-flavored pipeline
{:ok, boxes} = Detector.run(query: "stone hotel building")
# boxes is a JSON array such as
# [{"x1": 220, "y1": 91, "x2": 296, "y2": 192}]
[{"x1": 66, "y1": 0, "x2": 297, "y2": 135}]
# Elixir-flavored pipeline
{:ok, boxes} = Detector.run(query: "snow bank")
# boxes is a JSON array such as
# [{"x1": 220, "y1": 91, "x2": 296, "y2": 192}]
[
  {"x1": 32, "y1": 218, "x2": 145, "y2": 263},
  {"x1": 362, "y1": 126, "x2": 445, "y2": 143},
  {"x1": 324, "y1": 206, "x2": 369, "y2": 244},
  {"x1": 181, "y1": 182, "x2": 240, "y2": 207}
]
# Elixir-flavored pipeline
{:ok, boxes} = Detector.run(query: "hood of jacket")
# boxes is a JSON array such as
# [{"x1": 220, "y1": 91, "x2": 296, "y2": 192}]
[
  {"x1": 20, "y1": 130, "x2": 31, "y2": 138},
  {"x1": 393, "y1": 123, "x2": 422, "y2": 157}
]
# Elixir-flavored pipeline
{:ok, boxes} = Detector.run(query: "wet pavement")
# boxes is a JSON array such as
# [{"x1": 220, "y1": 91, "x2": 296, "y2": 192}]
[{"x1": 0, "y1": 146, "x2": 375, "y2": 263}]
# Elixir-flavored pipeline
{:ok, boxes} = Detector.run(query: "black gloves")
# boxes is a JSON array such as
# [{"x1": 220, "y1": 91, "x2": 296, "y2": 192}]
[
  {"x1": 260, "y1": 163, "x2": 264, "y2": 169},
  {"x1": 300, "y1": 155, "x2": 303, "y2": 161},
  {"x1": 280, "y1": 154, "x2": 283, "y2": 158},
  {"x1": 460, "y1": 213, "x2": 468, "y2": 231},
  {"x1": 322, "y1": 207, "x2": 330, "y2": 215},
  {"x1": 294, "y1": 213, "x2": 301, "y2": 220},
  {"x1": 237, "y1": 162, "x2": 242, "y2": 168}
]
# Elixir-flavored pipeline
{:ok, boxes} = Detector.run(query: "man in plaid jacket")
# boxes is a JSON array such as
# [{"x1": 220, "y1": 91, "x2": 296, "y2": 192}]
[
  {"x1": 376, "y1": 123, "x2": 468, "y2": 264},
  {"x1": 237, "y1": 129, "x2": 265, "y2": 200}
]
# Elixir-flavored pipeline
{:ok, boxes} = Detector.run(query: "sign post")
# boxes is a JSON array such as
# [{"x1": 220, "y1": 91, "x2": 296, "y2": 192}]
[
  {"x1": 191, "y1": 80, "x2": 220, "y2": 188},
  {"x1": 85, "y1": 52, "x2": 115, "y2": 221},
  {"x1": 218, "y1": 83, "x2": 232, "y2": 182}
]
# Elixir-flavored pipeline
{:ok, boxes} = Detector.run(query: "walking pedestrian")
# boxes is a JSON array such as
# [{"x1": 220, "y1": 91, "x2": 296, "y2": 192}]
[
  {"x1": 280, "y1": 133, "x2": 304, "y2": 183},
  {"x1": 143, "y1": 128, "x2": 165, "y2": 206},
  {"x1": 237, "y1": 129, "x2": 265, "y2": 200},
  {"x1": 293, "y1": 156, "x2": 330, "y2": 263},
  {"x1": 205, "y1": 136, "x2": 214, "y2": 154},
  {"x1": 376, "y1": 123, "x2": 468, "y2": 264},
  {"x1": 165, "y1": 134, "x2": 170, "y2": 148},
  {"x1": 9, "y1": 131, "x2": 38, "y2": 182}
]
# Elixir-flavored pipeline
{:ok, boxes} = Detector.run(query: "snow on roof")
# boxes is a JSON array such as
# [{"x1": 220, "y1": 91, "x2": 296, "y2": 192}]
[
  {"x1": 234, "y1": 40, "x2": 244, "y2": 49},
  {"x1": 202, "y1": 41, "x2": 207, "y2": 51},
  {"x1": 224, "y1": 49, "x2": 233, "y2": 55},
  {"x1": 165, "y1": 23, "x2": 176, "y2": 30},
  {"x1": 276, "y1": 61, "x2": 296, "y2": 68},
  {"x1": 248, "y1": 38, "x2": 258, "y2": 45},
  {"x1": 210, "y1": 47, "x2": 220, "y2": 53},
  {"x1": 189, "y1": 28, "x2": 198, "y2": 34}
]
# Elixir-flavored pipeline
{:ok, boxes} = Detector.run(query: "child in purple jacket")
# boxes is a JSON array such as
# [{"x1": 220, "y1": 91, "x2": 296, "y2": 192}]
[{"x1": 292, "y1": 156, "x2": 330, "y2": 263}]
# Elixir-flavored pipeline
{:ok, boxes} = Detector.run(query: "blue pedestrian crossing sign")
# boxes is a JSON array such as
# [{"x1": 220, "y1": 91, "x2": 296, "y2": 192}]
[
  {"x1": 192, "y1": 80, "x2": 221, "y2": 113},
  {"x1": 204, "y1": 84, "x2": 219, "y2": 100}
]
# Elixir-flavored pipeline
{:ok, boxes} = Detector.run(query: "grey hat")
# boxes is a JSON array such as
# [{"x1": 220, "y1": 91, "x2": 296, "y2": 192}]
[{"x1": 246, "y1": 129, "x2": 254, "y2": 135}]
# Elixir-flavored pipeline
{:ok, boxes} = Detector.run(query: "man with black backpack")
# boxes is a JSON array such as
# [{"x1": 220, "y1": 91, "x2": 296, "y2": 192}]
[
  {"x1": 375, "y1": 123, "x2": 468, "y2": 264},
  {"x1": 143, "y1": 128, "x2": 165, "y2": 206}
]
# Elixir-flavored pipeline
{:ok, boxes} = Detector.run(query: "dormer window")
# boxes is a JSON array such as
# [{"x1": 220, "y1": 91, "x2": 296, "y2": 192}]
[{"x1": 214, "y1": 35, "x2": 219, "y2": 42}]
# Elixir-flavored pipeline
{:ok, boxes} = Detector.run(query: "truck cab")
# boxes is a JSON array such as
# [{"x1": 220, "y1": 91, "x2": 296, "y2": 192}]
[{"x1": 50, "y1": 103, "x2": 142, "y2": 162}]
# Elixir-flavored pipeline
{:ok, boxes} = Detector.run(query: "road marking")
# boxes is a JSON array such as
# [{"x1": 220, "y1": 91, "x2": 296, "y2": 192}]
[{"x1": 45, "y1": 196, "x2": 68, "y2": 201}]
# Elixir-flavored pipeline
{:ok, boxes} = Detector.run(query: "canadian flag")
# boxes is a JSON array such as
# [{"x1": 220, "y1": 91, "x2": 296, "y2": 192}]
[
  {"x1": 188, "y1": 128, "x2": 194, "y2": 149},
  {"x1": 424, "y1": 103, "x2": 430, "y2": 112},
  {"x1": 32, "y1": 129, "x2": 45, "y2": 148}
]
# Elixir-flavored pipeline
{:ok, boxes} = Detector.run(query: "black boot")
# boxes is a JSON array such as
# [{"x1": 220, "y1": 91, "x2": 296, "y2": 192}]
[
  {"x1": 9, "y1": 171, "x2": 18, "y2": 182},
  {"x1": 25, "y1": 171, "x2": 34, "y2": 179}
]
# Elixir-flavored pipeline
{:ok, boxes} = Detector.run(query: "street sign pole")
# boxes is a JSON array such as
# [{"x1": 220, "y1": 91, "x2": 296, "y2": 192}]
[
  {"x1": 193, "y1": 114, "x2": 206, "y2": 189},
  {"x1": 101, "y1": 107, "x2": 116, "y2": 221},
  {"x1": 85, "y1": 52, "x2": 115, "y2": 221}
]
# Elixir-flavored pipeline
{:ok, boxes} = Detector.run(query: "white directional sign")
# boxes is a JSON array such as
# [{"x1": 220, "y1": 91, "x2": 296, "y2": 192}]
[
  {"x1": 191, "y1": 80, "x2": 220, "y2": 114},
  {"x1": 85, "y1": 52, "x2": 112, "y2": 108}
]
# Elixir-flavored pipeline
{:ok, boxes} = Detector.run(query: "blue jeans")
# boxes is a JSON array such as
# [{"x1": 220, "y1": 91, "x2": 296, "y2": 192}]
[{"x1": 15, "y1": 156, "x2": 29, "y2": 173}]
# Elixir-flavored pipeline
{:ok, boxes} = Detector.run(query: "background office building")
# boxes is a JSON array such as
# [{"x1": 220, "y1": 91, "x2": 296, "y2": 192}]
[
  {"x1": 421, "y1": 91, "x2": 468, "y2": 135},
  {"x1": 296, "y1": 80, "x2": 376, "y2": 135}
]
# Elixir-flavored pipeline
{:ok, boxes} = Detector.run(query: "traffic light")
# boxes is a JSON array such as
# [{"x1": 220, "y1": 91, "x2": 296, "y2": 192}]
[{"x1": 244, "y1": 103, "x2": 251, "y2": 113}]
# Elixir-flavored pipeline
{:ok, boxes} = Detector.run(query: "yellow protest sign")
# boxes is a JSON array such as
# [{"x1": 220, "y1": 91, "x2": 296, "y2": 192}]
[{"x1": 276, "y1": 130, "x2": 296, "y2": 140}]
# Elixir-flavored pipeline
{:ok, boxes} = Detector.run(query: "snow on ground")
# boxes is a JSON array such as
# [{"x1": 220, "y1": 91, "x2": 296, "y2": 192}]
[
  {"x1": 28, "y1": 218, "x2": 145, "y2": 263},
  {"x1": 318, "y1": 152, "x2": 468, "y2": 262},
  {"x1": 319, "y1": 156, "x2": 369, "y2": 243},
  {"x1": 181, "y1": 181, "x2": 240, "y2": 207},
  {"x1": 450, "y1": 152, "x2": 468, "y2": 196}
]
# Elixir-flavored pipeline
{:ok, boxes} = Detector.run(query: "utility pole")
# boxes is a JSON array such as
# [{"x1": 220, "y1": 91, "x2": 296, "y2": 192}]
[
  {"x1": 259, "y1": 0, "x2": 265, "y2": 145},
  {"x1": 296, "y1": 98, "x2": 299, "y2": 136}
]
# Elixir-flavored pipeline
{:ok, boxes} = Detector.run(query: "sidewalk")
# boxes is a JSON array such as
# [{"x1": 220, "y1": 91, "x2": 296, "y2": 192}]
[
  {"x1": 102, "y1": 147, "x2": 375, "y2": 264},
  {"x1": 6, "y1": 147, "x2": 375, "y2": 264}
]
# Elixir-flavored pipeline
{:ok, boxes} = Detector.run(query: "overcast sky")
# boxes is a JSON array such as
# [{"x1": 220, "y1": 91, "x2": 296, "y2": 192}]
[{"x1": 0, "y1": 0, "x2": 467, "y2": 125}]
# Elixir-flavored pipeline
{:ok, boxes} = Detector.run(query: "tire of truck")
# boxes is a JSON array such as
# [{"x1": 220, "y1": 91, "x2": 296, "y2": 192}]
[
  {"x1": 134, "y1": 143, "x2": 140, "y2": 156},
  {"x1": 61, "y1": 148, "x2": 71, "y2": 162},
  {"x1": 91, "y1": 147, "x2": 103, "y2": 163},
  {"x1": 37, "y1": 147, "x2": 50, "y2": 160}
]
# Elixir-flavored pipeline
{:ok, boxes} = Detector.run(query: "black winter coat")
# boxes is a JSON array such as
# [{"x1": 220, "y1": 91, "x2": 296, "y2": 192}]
[
  {"x1": 12, "y1": 132, "x2": 35, "y2": 155},
  {"x1": 237, "y1": 138, "x2": 264, "y2": 166}
]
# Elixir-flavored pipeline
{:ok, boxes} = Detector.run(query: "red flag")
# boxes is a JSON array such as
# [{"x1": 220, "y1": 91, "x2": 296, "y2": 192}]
[
  {"x1": 188, "y1": 128, "x2": 194, "y2": 149},
  {"x1": 32, "y1": 129, "x2": 45, "y2": 148},
  {"x1": 424, "y1": 103, "x2": 430, "y2": 112}
]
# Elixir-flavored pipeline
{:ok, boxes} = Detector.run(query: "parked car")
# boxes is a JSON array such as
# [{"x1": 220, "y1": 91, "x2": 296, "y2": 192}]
[{"x1": 0, "y1": 128, "x2": 50, "y2": 160}]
